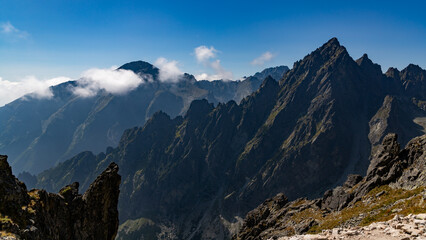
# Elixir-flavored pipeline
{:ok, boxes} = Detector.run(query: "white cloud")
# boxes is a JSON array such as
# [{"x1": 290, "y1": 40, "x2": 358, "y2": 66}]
[
  {"x1": 154, "y1": 57, "x2": 183, "y2": 82},
  {"x1": 251, "y1": 51, "x2": 274, "y2": 66},
  {"x1": 194, "y1": 46, "x2": 217, "y2": 63},
  {"x1": 193, "y1": 45, "x2": 233, "y2": 81},
  {"x1": 0, "y1": 76, "x2": 70, "y2": 106},
  {"x1": 71, "y1": 67, "x2": 145, "y2": 97},
  {"x1": 0, "y1": 21, "x2": 29, "y2": 39},
  {"x1": 195, "y1": 73, "x2": 226, "y2": 81}
]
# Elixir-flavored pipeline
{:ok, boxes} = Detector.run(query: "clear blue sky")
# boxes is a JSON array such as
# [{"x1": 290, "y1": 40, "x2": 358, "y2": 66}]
[{"x1": 1, "y1": 0, "x2": 425, "y2": 82}]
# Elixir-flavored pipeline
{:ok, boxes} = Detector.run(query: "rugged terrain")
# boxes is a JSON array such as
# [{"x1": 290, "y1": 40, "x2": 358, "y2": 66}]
[
  {"x1": 30, "y1": 38, "x2": 426, "y2": 239},
  {"x1": 234, "y1": 133, "x2": 426, "y2": 239},
  {"x1": 0, "y1": 155, "x2": 121, "y2": 239},
  {"x1": 0, "y1": 63, "x2": 288, "y2": 174},
  {"x1": 278, "y1": 214, "x2": 425, "y2": 240}
]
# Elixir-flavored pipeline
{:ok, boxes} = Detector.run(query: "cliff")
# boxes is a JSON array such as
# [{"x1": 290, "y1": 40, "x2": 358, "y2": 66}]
[{"x1": 0, "y1": 155, "x2": 121, "y2": 240}]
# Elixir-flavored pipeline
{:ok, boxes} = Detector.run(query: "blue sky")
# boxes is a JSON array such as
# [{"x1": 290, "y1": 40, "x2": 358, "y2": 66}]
[{"x1": 0, "y1": 0, "x2": 425, "y2": 83}]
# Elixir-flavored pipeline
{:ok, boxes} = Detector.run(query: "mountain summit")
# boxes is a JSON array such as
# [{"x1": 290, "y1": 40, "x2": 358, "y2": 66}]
[{"x1": 118, "y1": 60, "x2": 159, "y2": 77}]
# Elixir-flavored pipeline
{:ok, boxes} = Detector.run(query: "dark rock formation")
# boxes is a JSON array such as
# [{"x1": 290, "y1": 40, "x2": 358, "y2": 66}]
[
  {"x1": 399, "y1": 64, "x2": 426, "y2": 99},
  {"x1": 234, "y1": 133, "x2": 426, "y2": 239},
  {"x1": 368, "y1": 95, "x2": 425, "y2": 151},
  {"x1": 251, "y1": 65, "x2": 289, "y2": 82},
  {"x1": 0, "y1": 155, "x2": 121, "y2": 240}
]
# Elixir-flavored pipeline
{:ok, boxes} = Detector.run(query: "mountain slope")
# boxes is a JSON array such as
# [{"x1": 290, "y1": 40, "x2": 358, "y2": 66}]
[
  {"x1": 0, "y1": 64, "x2": 288, "y2": 174},
  {"x1": 234, "y1": 133, "x2": 426, "y2": 239},
  {"x1": 33, "y1": 38, "x2": 426, "y2": 239}
]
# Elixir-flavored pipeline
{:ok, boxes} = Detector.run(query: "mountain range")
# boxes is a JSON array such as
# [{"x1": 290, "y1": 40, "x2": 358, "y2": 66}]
[
  {"x1": 28, "y1": 38, "x2": 426, "y2": 239},
  {"x1": 0, "y1": 63, "x2": 288, "y2": 174}
]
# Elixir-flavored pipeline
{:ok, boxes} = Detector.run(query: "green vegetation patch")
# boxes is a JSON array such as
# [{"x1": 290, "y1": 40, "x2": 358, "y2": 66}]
[
  {"x1": 59, "y1": 186, "x2": 72, "y2": 195},
  {"x1": 307, "y1": 185, "x2": 425, "y2": 234},
  {"x1": 0, "y1": 231, "x2": 17, "y2": 237},
  {"x1": 0, "y1": 214, "x2": 13, "y2": 224},
  {"x1": 117, "y1": 217, "x2": 161, "y2": 240}
]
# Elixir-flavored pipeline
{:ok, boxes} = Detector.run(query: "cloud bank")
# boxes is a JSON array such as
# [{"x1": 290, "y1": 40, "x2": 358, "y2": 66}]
[
  {"x1": 0, "y1": 76, "x2": 70, "y2": 106},
  {"x1": 154, "y1": 57, "x2": 183, "y2": 82},
  {"x1": 251, "y1": 51, "x2": 274, "y2": 66},
  {"x1": 71, "y1": 67, "x2": 144, "y2": 97},
  {"x1": 0, "y1": 21, "x2": 29, "y2": 39},
  {"x1": 194, "y1": 45, "x2": 233, "y2": 81},
  {"x1": 0, "y1": 66, "x2": 147, "y2": 105}
]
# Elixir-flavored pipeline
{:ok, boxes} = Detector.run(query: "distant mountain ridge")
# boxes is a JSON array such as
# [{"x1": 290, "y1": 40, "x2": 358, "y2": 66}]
[
  {"x1": 33, "y1": 38, "x2": 426, "y2": 239},
  {"x1": 0, "y1": 63, "x2": 288, "y2": 174}
]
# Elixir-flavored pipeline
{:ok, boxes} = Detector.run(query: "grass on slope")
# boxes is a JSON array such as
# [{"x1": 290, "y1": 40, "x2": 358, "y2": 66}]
[{"x1": 304, "y1": 185, "x2": 425, "y2": 234}]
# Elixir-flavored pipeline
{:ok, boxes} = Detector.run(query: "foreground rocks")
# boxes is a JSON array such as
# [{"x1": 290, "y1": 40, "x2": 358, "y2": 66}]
[
  {"x1": 0, "y1": 155, "x2": 121, "y2": 240},
  {"x1": 277, "y1": 213, "x2": 426, "y2": 240},
  {"x1": 234, "y1": 134, "x2": 426, "y2": 239}
]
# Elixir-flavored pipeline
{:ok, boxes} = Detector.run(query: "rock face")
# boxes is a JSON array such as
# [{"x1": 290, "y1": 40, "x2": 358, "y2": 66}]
[
  {"x1": 0, "y1": 155, "x2": 121, "y2": 240},
  {"x1": 234, "y1": 133, "x2": 426, "y2": 239},
  {"x1": 0, "y1": 64, "x2": 288, "y2": 175},
  {"x1": 33, "y1": 38, "x2": 426, "y2": 239},
  {"x1": 368, "y1": 96, "x2": 425, "y2": 153}
]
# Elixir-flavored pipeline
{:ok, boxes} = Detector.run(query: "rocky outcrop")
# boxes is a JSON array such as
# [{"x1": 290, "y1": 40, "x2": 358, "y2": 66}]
[
  {"x1": 0, "y1": 155, "x2": 120, "y2": 240},
  {"x1": 234, "y1": 133, "x2": 426, "y2": 239},
  {"x1": 368, "y1": 95, "x2": 425, "y2": 151},
  {"x1": 277, "y1": 214, "x2": 426, "y2": 240}
]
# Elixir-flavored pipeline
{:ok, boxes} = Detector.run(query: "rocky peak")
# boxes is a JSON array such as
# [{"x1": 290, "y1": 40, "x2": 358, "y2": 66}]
[
  {"x1": 399, "y1": 64, "x2": 426, "y2": 99},
  {"x1": 118, "y1": 60, "x2": 159, "y2": 78},
  {"x1": 317, "y1": 37, "x2": 346, "y2": 58},
  {"x1": 253, "y1": 66, "x2": 289, "y2": 81},
  {"x1": 147, "y1": 111, "x2": 172, "y2": 125},
  {"x1": 0, "y1": 154, "x2": 13, "y2": 176},
  {"x1": 356, "y1": 53, "x2": 383, "y2": 75},
  {"x1": 185, "y1": 99, "x2": 214, "y2": 122},
  {"x1": 385, "y1": 67, "x2": 400, "y2": 79},
  {"x1": 182, "y1": 73, "x2": 197, "y2": 83},
  {"x1": 400, "y1": 64, "x2": 425, "y2": 81},
  {"x1": 404, "y1": 63, "x2": 424, "y2": 73},
  {"x1": 356, "y1": 53, "x2": 370, "y2": 64},
  {"x1": 259, "y1": 75, "x2": 279, "y2": 90},
  {"x1": 325, "y1": 37, "x2": 340, "y2": 47},
  {"x1": 290, "y1": 37, "x2": 350, "y2": 76}
]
